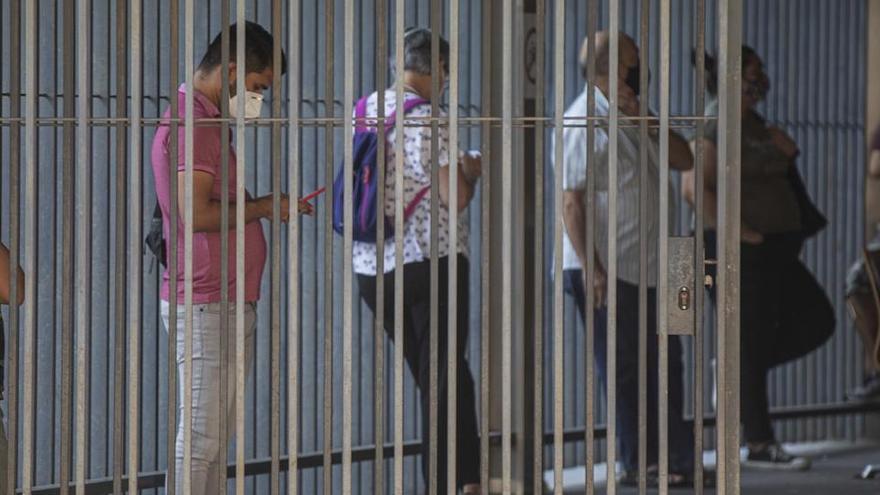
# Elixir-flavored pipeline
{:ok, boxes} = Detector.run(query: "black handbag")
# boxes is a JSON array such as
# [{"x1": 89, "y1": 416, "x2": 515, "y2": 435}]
[
  {"x1": 144, "y1": 202, "x2": 167, "y2": 272},
  {"x1": 787, "y1": 165, "x2": 827, "y2": 240}
]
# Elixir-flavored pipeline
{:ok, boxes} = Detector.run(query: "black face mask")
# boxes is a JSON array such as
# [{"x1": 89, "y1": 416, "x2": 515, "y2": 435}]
[{"x1": 625, "y1": 64, "x2": 644, "y2": 95}]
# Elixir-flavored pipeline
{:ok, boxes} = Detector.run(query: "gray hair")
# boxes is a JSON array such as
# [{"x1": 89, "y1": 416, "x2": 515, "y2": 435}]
[{"x1": 389, "y1": 27, "x2": 450, "y2": 78}]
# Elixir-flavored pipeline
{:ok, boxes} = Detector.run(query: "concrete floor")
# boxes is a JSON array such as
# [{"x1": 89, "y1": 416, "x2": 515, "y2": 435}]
[{"x1": 547, "y1": 442, "x2": 880, "y2": 494}]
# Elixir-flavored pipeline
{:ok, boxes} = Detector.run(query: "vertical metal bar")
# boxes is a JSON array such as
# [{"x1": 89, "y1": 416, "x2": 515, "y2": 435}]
[
  {"x1": 447, "y1": 0, "x2": 460, "y2": 491},
  {"x1": 479, "y1": 2, "x2": 492, "y2": 493},
  {"x1": 77, "y1": 0, "x2": 95, "y2": 491},
  {"x1": 271, "y1": 0, "x2": 284, "y2": 492},
  {"x1": 217, "y1": 4, "x2": 230, "y2": 494},
  {"x1": 288, "y1": 0, "x2": 303, "y2": 492},
  {"x1": 183, "y1": 0, "x2": 196, "y2": 492},
  {"x1": 552, "y1": 0, "x2": 565, "y2": 492},
  {"x1": 657, "y1": 0, "x2": 671, "y2": 493},
  {"x1": 128, "y1": 0, "x2": 144, "y2": 492},
  {"x1": 167, "y1": 0, "x2": 180, "y2": 492},
  {"x1": 322, "y1": 0, "x2": 335, "y2": 490},
  {"x1": 501, "y1": 0, "x2": 513, "y2": 491},
  {"x1": 607, "y1": 5, "x2": 620, "y2": 495},
  {"x1": 373, "y1": 1, "x2": 388, "y2": 493},
  {"x1": 115, "y1": 0, "x2": 131, "y2": 495},
  {"x1": 583, "y1": 3, "x2": 598, "y2": 493},
  {"x1": 341, "y1": 0, "x2": 355, "y2": 493},
  {"x1": 6, "y1": 0, "x2": 21, "y2": 491},
  {"x1": 534, "y1": 0, "x2": 547, "y2": 492},
  {"x1": 21, "y1": 0, "x2": 37, "y2": 489},
  {"x1": 692, "y1": 0, "x2": 707, "y2": 492},
  {"x1": 393, "y1": 1, "x2": 406, "y2": 492},
  {"x1": 637, "y1": 0, "x2": 649, "y2": 492},
  {"x1": 60, "y1": 0, "x2": 76, "y2": 490},
  {"x1": 716, "y1": 0, "x2": 741, "y2": 493},
  {"x1": 234, "y1": 3, "x2": 247, "y2": 493},
  {"x1": 429, "y1": 1, "x2": 441, "y2": 492}
]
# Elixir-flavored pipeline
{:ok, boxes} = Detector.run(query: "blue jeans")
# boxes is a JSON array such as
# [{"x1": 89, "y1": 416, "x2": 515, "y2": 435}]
[{"x1": 563, "y1": 270, "x2": 694, "y2": 473}]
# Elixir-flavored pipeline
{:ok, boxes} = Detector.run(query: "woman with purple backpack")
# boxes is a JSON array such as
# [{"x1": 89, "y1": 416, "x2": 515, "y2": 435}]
[{"x1": 352, "y1": 27, "x2": 482, "y2": 494}]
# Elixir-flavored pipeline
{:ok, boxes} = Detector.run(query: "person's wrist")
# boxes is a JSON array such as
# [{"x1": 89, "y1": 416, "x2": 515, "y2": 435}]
[{"x1": 253, "y1": 196, "x2": 271, "y2": 218}]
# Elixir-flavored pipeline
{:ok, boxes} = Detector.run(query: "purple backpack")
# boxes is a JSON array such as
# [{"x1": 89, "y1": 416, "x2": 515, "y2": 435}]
[{"x1": 332, "y1": 95, "x2": 430, "y2": 243}]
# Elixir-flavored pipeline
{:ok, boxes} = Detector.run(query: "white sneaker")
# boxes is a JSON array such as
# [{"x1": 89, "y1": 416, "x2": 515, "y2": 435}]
[{"x1": 742, "y1": 444, "x2": 812, "y2": 471}]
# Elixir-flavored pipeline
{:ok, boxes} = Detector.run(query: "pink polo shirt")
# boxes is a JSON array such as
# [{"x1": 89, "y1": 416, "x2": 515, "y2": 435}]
[{"x1": 151, "y1": 84, "x2": 267, "y2": 304}]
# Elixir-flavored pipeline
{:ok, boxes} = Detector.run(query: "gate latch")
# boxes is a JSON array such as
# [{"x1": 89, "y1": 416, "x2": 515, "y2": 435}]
[{"x1": 668, "y1": 237, "x2": 695, "y2": 335}]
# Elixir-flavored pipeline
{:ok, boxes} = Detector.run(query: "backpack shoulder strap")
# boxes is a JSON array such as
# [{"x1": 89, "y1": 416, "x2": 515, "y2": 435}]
[
  {"x1": 354, "y1": 97, "x2": 370, "y2": 132},
  {"x1": 383, "y1": 97, "x2": 431, "y2": 131}
]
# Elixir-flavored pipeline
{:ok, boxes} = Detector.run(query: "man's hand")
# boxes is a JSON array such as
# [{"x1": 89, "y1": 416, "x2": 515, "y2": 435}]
[
  {"x1": 297, "y1": 199, "x2": 315, "y2": 216},
  {"x1": 617, "y1": 79, "x2": 641, "y2": 117},
  {"x1": 461, "y1": 152, "x2": 482, "y2": 185},
  {"x1": 767, "y1": 126, "x2": 799, "y2": 159},
  {"x1": 255, "y1": 193, "x2": 315, "y2": 223},
  {"x1": 583, "y1": 263, "x2": 608, "y2": 309}
]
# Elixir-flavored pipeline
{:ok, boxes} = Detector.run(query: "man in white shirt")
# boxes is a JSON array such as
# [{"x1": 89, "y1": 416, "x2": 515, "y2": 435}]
[{"x1": 553, "y1": 31, "x2": 705, "y2": 487}]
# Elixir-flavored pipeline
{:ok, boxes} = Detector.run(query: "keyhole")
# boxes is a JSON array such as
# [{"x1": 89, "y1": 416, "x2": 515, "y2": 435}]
[{"x1": 678, "y1": 286, "x2": 690, "y2": 311}]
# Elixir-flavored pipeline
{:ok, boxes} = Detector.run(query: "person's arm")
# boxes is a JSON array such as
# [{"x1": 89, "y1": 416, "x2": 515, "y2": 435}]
[
  {"x1": 682, "y1": 137, "x2": 763, "y2": 244},
  {"x1": 667, "y1": 129, "x2": 694, "y2": 171},
  {"x1": 179, "y1": 171, "x2": 312, "y2": 233},
  {"x1": 563, "y1": 189, "x2": 607, "y2": 306},
  {"x1": 618, "y1": 84, "x2": 693, "y2": 171},
  {"x1": 869, "y1": 150, "x2": 880, "y2": 179},
  {"x1": 438, "y1": 153, "x2": 481, "y2": 211},
  {"x1": 0, "y1": 243, "x2": 24, "y2": 306}
]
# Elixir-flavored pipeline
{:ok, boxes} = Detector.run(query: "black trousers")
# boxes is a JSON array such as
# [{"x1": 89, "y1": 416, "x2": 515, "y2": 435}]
[
  {"x1": 357, "y1": 255, "x2": 480, "y2": 492},
  {"x1": 564, "y1": 273, "x2": 694, "y2": 473},
  {"x1": 706, "y1": 231, "x2": 835, "y2": 444}
]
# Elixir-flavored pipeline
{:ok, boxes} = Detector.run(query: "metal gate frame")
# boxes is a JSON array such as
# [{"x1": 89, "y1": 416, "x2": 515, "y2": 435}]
[{"x1": 1, "y1": 0, "x2": 743, "y2": 493}]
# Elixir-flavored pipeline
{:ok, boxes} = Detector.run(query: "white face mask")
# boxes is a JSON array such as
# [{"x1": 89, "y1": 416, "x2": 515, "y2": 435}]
[{"x1": 229, "y1": 90, "x2": 264, "y2": 119}]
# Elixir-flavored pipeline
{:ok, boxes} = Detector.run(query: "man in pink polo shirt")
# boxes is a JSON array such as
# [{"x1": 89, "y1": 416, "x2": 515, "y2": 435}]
[{"x1": 151, "y1": 21, "x2": 310, "y2": 494}]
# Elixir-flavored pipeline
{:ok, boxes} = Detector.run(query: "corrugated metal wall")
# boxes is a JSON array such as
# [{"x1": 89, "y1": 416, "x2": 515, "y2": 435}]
[{"x1": 0, "y1": 0, "x2": 867, "y2": 493}]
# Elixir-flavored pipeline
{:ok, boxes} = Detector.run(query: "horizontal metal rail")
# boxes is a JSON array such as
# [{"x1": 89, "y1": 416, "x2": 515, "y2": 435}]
[{"x1": 21, "y1": 400, "x2": 880, "y2": 495}]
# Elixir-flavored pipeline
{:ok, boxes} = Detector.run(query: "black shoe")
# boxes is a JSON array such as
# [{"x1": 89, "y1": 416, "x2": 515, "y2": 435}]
[{"x1": 743, "y1": 443, "x2": 811, "y2": 471}]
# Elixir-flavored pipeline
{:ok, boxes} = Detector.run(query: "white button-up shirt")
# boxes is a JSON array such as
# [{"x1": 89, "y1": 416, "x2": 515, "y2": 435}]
[{"x1": 551, "y1": 86, "x2": 672, "y2": 287}]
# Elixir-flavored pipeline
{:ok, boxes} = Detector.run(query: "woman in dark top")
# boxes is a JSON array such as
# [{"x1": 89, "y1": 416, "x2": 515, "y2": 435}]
[{"x1": 683, "y1": 46, "x2": 835, "y2": 471}]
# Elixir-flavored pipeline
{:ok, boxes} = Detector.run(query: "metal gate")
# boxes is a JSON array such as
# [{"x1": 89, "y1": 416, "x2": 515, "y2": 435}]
[{"x1": 0, "y1": 0, "x2": 747, "y2": 493}]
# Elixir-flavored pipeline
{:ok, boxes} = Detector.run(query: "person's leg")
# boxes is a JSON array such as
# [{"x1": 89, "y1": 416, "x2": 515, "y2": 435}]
[
  {"x1": 665, "y1": 334, "x2": 695, "y2": 474},
  {"x1": 360, "y1": 262, "x2": 434, "y2": 488},
  {"x1": 450, "y1": 256, "x2": 481, "y2": 489},
  {"x1": 739, "y1": 260, "x2": 777, "y2": 447},
  {"x1": 613, "y1": 281, "x2": 643, "y2": 473},
  {"x1": 770, "y1": 259, "x2": 835, "y2": 368},
  {"x1": 848, "y1": 291, "x2": 879, "y2": 374},
  {"x1": 203, "y1": 302, "x2": 258, "y2": 493},
  {"x1": 165, "y1": 302, "x2": 225, "y2": 495},
  {"x1": 0, "y1": 408, "x2": 7, "y2": 495},
  {"x1": 563, "y1": 269, "x2": 610, "y2": 430}
]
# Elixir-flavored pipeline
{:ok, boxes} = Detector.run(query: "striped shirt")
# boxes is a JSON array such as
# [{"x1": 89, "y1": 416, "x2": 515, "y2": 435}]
[{"x1": 552, "y1": 86, "x2": 672, "y2": 287}]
